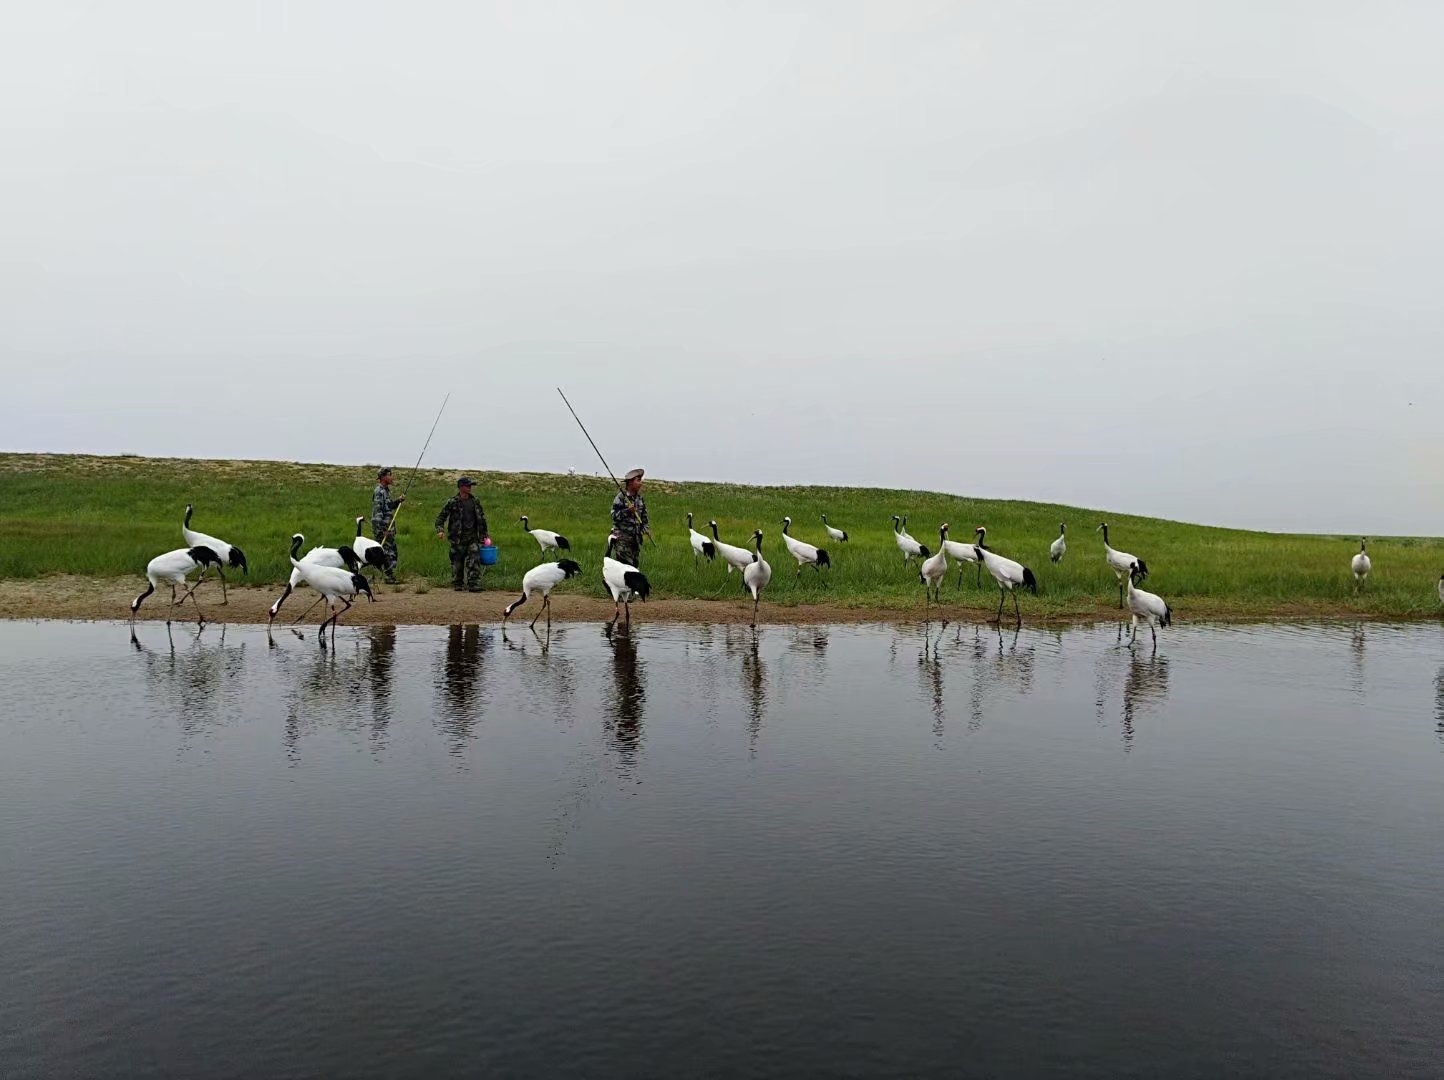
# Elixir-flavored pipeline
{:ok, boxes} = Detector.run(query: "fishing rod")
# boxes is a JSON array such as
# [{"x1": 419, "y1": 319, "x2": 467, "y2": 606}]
[
  {"x1": 556, "y1": 387, "x2": 654, "y2": 545},
  {"x1": 379, "y1": 392, "x2": 450, "y2": 545}
]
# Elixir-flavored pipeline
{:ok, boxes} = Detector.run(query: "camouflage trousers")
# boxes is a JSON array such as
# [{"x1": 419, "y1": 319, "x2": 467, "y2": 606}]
[
  {"x1": 612, "y1": 537, "x2": 641, "y2": 569},
  {"x1": 449, "y1": 539, "x2": 483, "y2": 590},
  {"x1": 371, "y1": 520, "x2": 398, "y2": 576}
]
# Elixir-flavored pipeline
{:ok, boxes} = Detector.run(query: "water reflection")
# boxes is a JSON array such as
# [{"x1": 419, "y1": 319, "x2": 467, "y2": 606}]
[
  {"x1": 435, "y1": 624, "x2": 487, "y2": 757},
  {"x1": 501, "y1": 624, "x2": 580, "y2": 721},
  {"x1": 604, "y1": 625, "x2": 645, "y2": 779},
  {"x1": 1091, "y1": 632, "x2": 1171, "y2": 750},
  {"x1": 1121, "y1": 653, "x2": 1171, "y2": 751},
  {"x1": 741, "y1": 631, "x2": 768, "y2": 754},
  {"x1": 366, "y1": 626, "x2": 397, "y2": 755},
  {"x1": 1349, "y1": 623, "x2": 1366, "y2": 697},
  {"x1": 965, "y1": 624, "x2": 1036, "y2": 730},
  {"x1": 1435, "y1": 666, "x2": 1444, "y2": 748},
  {"x1": 917, "y1": 637, "x2": 945, "y2": 746},
  {"x1": 129, "y1": 621, "x2": 246, "y2": 753}
]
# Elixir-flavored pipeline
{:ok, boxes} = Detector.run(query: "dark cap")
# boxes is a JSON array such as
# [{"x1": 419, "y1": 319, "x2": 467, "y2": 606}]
[
  {"x1": 456, "y1": 476, "x2": 473, "y2": 487},
  {"x1": 624, "y1": 468, "x2": 644, "y2": 482},
  {"x1": 377, "y1": 467, "x2": 392, "y2": 480}
]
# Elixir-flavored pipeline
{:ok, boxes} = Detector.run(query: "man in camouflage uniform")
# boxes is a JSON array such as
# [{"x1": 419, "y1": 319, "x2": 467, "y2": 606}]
[
  {"x1": 435, "y1": 476, "x2": 489, "y2": 591},
  {"x1": 371, "y1": 467, "x2": 405, "y2": 583},
  {"x1": 610, "y1": 467, "x2": 650, "y2": 567}
]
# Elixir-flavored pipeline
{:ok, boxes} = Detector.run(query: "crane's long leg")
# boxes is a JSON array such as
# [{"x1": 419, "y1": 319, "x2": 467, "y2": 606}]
[
  {"x1": 1128, "y1": 614, "x2": 1138, "y2": 646},
  {"x1": 995, "y1": 588, "x2": 1005, "y2": 623},
  {"x1": 216, "y1": 568, "x2": 228, "y2": 605},
  {"x1": 1012, "y1": 588, "x2": 1021, "y2": 621},
  {"x1": 751, "y1": 594, "x2": 759, "y2": 628},
  {"x1": 976, "y1": 563, "x2": 982, "y2": 588},
  {"x1": 177, "y1": 569, "x2": 207, "y2": 604},
  {"x1": 184, "y1": 586, "x2": 205, "y2": 625},
  {"x1": 290, "y1": 594, "x2": 326, "y2": 626},
  {"x1": 544, "y1": 595, "x2": 551, "y2": 630}
]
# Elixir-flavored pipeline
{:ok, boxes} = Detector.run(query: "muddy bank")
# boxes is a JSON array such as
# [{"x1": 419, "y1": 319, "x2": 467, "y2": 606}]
[{"x1": 0, "y1": 576, "x2": 1436, "y2": 628}]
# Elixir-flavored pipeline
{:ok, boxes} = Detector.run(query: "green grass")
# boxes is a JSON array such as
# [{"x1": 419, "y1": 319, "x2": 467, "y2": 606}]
[{"x1": 2, "y1": 452, "x2": 1442, "y2": 619}]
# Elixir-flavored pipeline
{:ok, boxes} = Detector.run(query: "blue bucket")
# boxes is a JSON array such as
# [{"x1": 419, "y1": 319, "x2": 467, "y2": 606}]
[{"x1": 479, "y1": 542, "x2": 498, "y2": 566}]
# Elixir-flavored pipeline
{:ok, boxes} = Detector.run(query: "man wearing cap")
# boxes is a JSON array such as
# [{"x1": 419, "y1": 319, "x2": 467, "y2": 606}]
[
  {"x1": 610, "y1": 468, "x2": 651, "y2": 567},
  {"x1": 370, "y1": 467, "x2": 405, "y2": 584},
  {"x1": 435, "y1": 477, "x2": 489, "y2": 591}
]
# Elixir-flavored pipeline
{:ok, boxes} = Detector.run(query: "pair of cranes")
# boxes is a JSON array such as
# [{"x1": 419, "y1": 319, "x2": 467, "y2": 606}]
[
  {"x1": 686, "y1": 513, "x2": 834, "y2": 577},
  {"x1": 129, "y1": 504, "x2": 252, "y2": 625}
]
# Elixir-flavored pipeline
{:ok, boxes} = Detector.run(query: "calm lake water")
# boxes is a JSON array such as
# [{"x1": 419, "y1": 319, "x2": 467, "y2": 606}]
[{"x1": 1, "y1": 619, "x2": 1441, "y2": 1079}]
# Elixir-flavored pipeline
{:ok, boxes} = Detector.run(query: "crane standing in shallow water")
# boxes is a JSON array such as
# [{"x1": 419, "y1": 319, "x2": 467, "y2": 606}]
[
  {"x1": 1125, "y1": 562, "x2": 1172, "y2": 649},
  {"x1": 131, "y1": 546, "x2": 222, "y2": 625},
  {"x1": 503, "y1": 558, "x2": 583, "y2": 629}
]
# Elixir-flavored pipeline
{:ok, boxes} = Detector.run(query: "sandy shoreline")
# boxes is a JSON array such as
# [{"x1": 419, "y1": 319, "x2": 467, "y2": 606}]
[{"x1": 0, "y1": 576, "x2": 1437, "y2": 628}]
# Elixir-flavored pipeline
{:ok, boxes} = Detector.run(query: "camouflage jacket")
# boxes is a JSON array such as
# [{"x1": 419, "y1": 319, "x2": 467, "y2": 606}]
[
  {"x1": 434, "y1": 494, "x2": 488, "y2": 542},
  {"x1": 611, "y1": 490, "x2": 649, "y2": 543},
  {"x1": 372, "y1": 484, "x2": 402, "y2": 530}
]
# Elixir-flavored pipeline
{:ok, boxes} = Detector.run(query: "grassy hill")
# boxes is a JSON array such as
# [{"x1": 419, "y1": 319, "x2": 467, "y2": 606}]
[{"x1": 2, "y1": 453, "x2": 1440, "y2": 619}]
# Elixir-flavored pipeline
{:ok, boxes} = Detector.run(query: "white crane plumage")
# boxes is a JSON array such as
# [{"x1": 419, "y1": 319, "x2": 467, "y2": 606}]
[
  {"x1": 1437, "y1": 573, "x2": 1443, "y2": 606},
  {"x1": 503, "y1": 558, "x2": 583, "y2": 628},
  {"x1": 602, "y1": 535, "x2": 651, "y2": 624},
  {"x1": 975, "y1": 527, "x2": 1038, "y2": 622},
  {"x1": 742, "y1": 529, "x2": 771, "y2": 628},
  {"x1": 821, "y1": 515, "x2": 849, "y2": 543},
  {"x1": 131, "y1": 546, "x2": 223, "y2": 623},
  {"x1": 352, "y1": 517, "x2": 387, "y2": 572},
  {"x1": 1351, "y1": 538, "x2": 1371, "y2": 587},
  {"x1": 1050, "y1": 523, "x2": 1067, "y2": 564},
  {"x1": 686, "y1": 513, "x2": 716, "y2": 564},
  {"x1": 919, "y1": 524, "x2": 949, "y2": 610},
  {"x1": 268, "y1": 544, "x2": 363, "y2": 623},
  {"x1": 781, "y1": 517, "x2": 831, "y2": 574},
  {"x1": 943, "y1": 528, "x2": 981, "y2": 587},
  {"x1": 892, "y1": 515, "x2": 929, "y2": 562},
  {"x1": 287, "y1": 533, "x2": 375, "y2": 645},
  {"x1": 1124, "y1": 562, "x2": 1172, "y2": 648},
  {"x1": 520, "y1": 515, "x2": 571, "y2": 558},
  {"x1": 709, "y1": 521, "x2": 756, "y2": 574},
  {"x1": 1098, "y1": 523, "x2": 1147, "y2": 609},
  {"x1": 181, "y1": 504, "x2": 248, "y2": 603}
]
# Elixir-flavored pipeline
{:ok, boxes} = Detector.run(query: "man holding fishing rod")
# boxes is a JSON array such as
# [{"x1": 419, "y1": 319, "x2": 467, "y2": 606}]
[
  {"x1": 556, "y1": 388, "x2": 655, "y2": 567},
  {"x1": 371, "y1": 467, "x2": 405, "y2": 584},
  {"x1": 610, "y1": 468, "x2": 651, "y2": 568}
]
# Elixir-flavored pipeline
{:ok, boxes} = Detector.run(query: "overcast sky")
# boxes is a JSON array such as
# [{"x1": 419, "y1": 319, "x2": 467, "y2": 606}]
[{"x1": 4, "y1": 2, "x2": 1442, "y2": 534}]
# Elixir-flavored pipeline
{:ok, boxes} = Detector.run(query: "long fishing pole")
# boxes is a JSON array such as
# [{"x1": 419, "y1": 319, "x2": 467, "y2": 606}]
[
  {"x1": 556, "y1": 387, "x2": 654, "y2": 545},
  {"x1": 379, "y1": 392, "x2": 450, "y2": 545}
]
